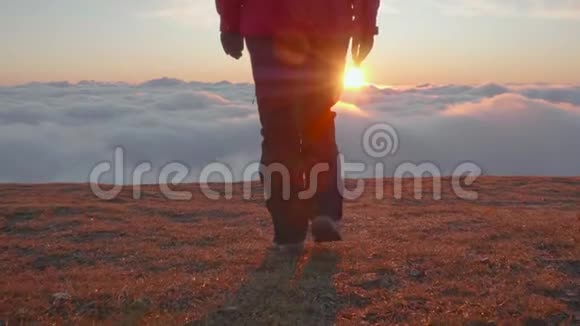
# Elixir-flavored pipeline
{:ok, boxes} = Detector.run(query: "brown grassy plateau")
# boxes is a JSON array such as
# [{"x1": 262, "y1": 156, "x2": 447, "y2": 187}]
[{"x1": 0, "y1": 177, "x2": 578, "y2": 325}]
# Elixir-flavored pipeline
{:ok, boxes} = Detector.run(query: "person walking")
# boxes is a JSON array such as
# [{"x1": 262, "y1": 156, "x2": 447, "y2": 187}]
[{"x1": 216, "y1": 0, "x2": 380, "y2": 249}]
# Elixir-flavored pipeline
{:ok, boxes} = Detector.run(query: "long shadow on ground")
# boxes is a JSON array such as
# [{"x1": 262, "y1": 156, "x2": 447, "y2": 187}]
[{"x1": 192, "y1": 248, "x2": 340, "y2": 326}]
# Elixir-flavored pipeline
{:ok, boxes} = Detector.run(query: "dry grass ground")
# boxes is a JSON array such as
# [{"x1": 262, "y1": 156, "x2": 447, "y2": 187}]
[{"x1": 0, "y1": 177, "x2": 578, "y2": 325}]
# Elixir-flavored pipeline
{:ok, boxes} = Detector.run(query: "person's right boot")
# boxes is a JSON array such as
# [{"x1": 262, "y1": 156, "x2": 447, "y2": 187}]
[
  {"x1": 311, "y1": 216, "x2": 342, "y2": 243},
  {"x1": 272, "y1": 241, "x2": 305, "y2": 255}
]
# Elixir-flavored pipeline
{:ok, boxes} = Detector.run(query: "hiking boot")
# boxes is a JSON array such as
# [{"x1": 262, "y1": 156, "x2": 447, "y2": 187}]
[
  {"x1": 311, "y1": 216, "x2": 342, "y2": 243},
  {"x1": 272, "y1": 242, "x2": 305, "y2": 254}
]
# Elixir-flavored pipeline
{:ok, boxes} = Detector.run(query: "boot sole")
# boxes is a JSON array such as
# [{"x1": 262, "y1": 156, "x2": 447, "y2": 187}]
[{"x1": 311, "y1": 217, "x2": 342, "y2": 243}]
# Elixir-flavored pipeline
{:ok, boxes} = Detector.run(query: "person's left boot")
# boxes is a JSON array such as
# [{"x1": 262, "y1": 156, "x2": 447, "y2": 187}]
[{"x1": 311, "y1": 216, "x2": 342, "y2": 243}]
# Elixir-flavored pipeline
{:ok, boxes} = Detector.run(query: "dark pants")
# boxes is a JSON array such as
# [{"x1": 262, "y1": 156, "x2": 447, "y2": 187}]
[{"x1": 246, "y1": 36, "x2": 349, "y2": 244}]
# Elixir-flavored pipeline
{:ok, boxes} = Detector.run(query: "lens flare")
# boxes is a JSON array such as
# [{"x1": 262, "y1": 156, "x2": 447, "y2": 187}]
[{"x1": 343, "y1": 66, "x2": 366, "y2": 89}]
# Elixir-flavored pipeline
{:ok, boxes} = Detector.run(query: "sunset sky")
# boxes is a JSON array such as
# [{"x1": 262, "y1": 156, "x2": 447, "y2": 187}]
[
  {"x1": 1, "y1": 1, "x2": 580, "y2": 182},
  {"x1": 1, "y1": 0, "x2": 580, "y2": 86}
]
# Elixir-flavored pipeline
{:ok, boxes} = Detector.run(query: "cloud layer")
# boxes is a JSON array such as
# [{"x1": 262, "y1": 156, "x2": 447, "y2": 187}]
[{"x1": 0, "y1": 79, "x2": 579, "y2": 183}]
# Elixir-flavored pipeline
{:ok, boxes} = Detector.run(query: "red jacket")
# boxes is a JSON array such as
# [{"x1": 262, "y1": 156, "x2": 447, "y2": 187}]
[{"x1": 216, "y1": 0, "x2": 380, "y2": 37}]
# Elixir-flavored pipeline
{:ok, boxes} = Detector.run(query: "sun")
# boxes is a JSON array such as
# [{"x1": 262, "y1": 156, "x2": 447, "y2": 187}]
[{"x1": 343, "y1": 65, "x2": 367, "y2": 89}]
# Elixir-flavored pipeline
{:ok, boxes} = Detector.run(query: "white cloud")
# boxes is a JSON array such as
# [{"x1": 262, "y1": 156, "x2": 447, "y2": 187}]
[
  {"x1": 428, "y1": 0, "x2": 580, "y2": 19},
  {"x1": 143, "y1": 0, "x2": 580, "y2": 27},
  {"x1": 0, "y1": 79, "x2": 579, "y2": 183},
  {"x1": 143, "y1": 0, "x2": 218, "y2": 27}
]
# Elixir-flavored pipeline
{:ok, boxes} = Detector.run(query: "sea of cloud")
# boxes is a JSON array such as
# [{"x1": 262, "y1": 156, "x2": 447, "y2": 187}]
[{"x1": 0, "y1": 78, "x2": 578, "y2": 183}]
